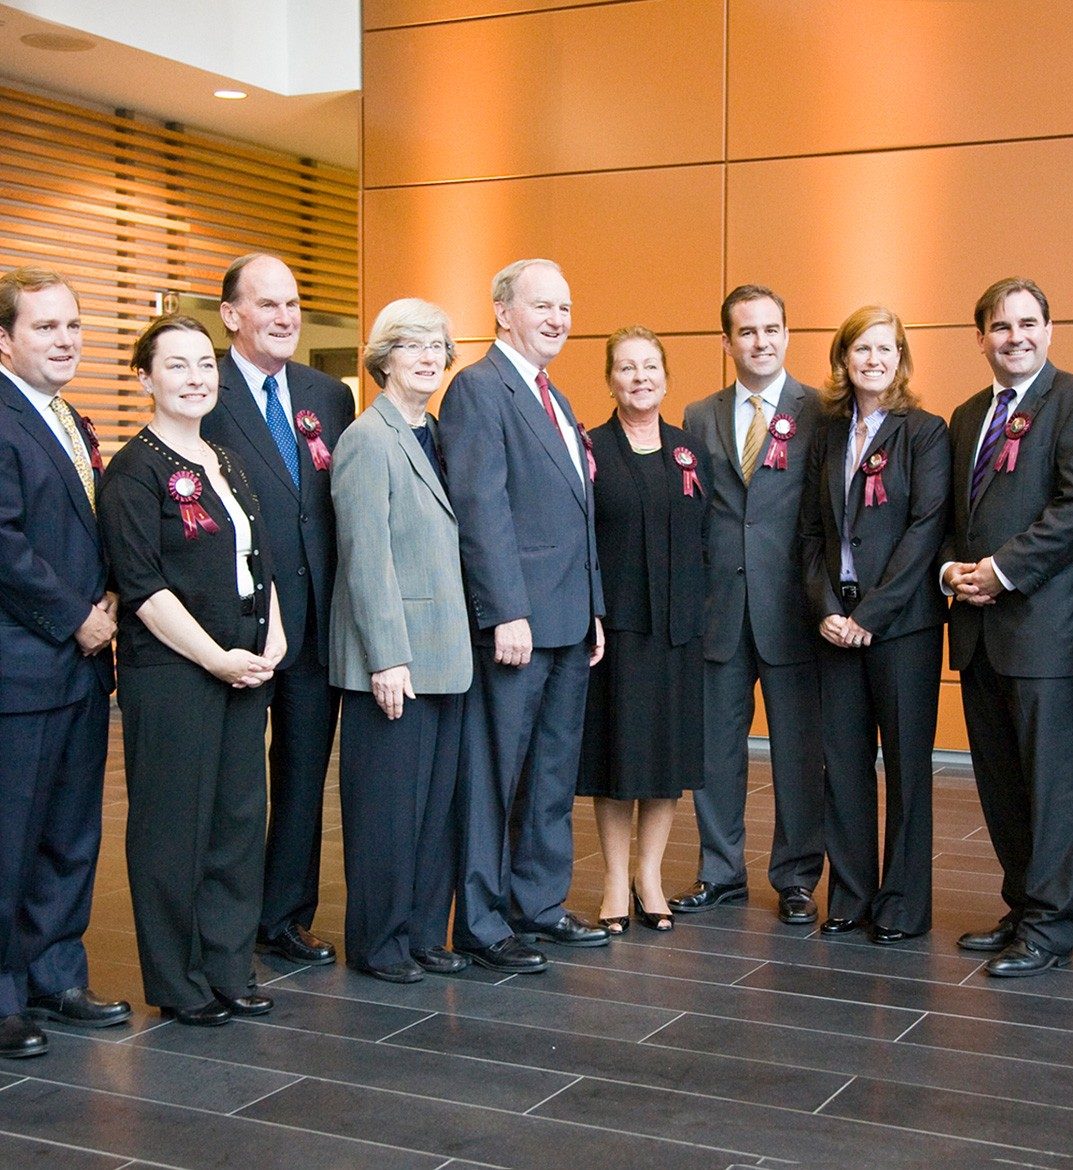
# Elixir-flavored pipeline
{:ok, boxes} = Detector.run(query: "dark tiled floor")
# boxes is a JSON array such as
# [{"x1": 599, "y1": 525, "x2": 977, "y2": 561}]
[{"x1": 2, "y1": 717, "x2": 1071, "y2": 1169}]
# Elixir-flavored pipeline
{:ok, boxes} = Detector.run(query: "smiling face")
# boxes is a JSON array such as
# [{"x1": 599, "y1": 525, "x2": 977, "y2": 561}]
[
  {"x1": 722, "y1": 296, "x2": 788, "y2": 391},
  {"x1": 977, "y1": 288, "x2": 1053, "y2": 385},
  {"x1": 140, "y1": 328, "x2": 219, "y2": 425},
  {"x1": 494, "y1": 262, "x2": 572, "y2": 368},
  {"x1": 845, "y1": 322, "x2": 900, "y2": 407},
  {"x1": 220, "y1": 255, "x2": 301, "y2": 375},
  {"x1": 381, "y1": 333, "x2": 448, "y2": 403},
  {"x1": 0, "y1": 283, "x2": 82, "y2": 395},
  {"x1": 608, "y1": 337, "x2": 667, "y2": 421}
]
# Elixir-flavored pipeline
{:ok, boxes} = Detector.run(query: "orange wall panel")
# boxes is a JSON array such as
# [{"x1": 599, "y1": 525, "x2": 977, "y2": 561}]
[
  {"x1": 365, "y1": 0, "x2": 619, "y2": 28},
  {"x1": 726, "y1": 140, "x2": 1073, "y2": 331},
  {"x1": 727, "y1": 0, "x2": 1073, "y2": 159},
  {"x1": 363, "y1": 0, "x2": 724, "y2": 186},
  {"x1": 362, "y1": 166, "x2": 724, "y2": 340}
]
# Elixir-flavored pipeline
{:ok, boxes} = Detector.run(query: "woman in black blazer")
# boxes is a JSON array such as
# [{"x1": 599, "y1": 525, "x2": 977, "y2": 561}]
[
  {"x1": 578, "y1": 327, "x2": 709, "y2": 932},
  {"x1": 801, "y1": 306, "x2": 950, "y2": 944}
]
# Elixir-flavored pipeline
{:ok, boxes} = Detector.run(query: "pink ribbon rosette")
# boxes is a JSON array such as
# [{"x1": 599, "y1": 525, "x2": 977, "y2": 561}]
[
  {"x1": 168, "y1": 470, "x2": 220, "y2": 539},
  {"x1": 577, "y1": 423, "x2": 597, "y2": 482},
  {"x1": 295, "y1": 410, "x2": 332, "y2": 471},
  {"x1": 994, "y1": 412, "x2": 1032, "y2": 474},
  {"x1": 861, "y1": 449, "x2": 889, "y2": 507},
  {"x1": 673, "y1": 445, "x2": 705, "y2": 497},
  {"x1": 762, "y1": 413, "x2": 796, "y2": 470}
]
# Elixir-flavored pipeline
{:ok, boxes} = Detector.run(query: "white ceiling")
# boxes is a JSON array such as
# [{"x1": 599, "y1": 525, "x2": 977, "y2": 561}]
[{"x1": 0, "y1": 3, "x2": 361, "y2": 170}]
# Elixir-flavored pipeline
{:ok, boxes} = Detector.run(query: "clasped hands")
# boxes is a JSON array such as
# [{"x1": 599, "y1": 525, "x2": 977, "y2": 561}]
[
  {"x1": 820, "y1": 613, "x2": 872, "y2": 649},
  {"x1": 494, "y1": 616, "x2": 605, "y2": 668},
  {"x1": 943, "y1": 556, "x2": 1002, "y2": 606}
]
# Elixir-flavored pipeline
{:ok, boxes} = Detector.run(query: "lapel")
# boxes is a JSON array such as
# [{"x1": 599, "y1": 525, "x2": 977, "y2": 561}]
[
  {"x1": 846, "y1": 410, "x2": 906, "y2": 527},
  {"x1": 712, "y1": 386, "x2": 741, "y2": 482},
  {"x1": 489, "y1": 346, "x2": 585, "y2": 509},
  {"x1": 217, "y1": 353, "x2": 301, "y2": 501},
  {"x1": 370, "y1": 393, "x2": 454, "y2": 518},
  {"x1": 0, "y1": 372, "x2": 99, "y2": 542},
  {"x1": 827, "y1": 415, "x2": 851, "y2": 530},
  {"x1": 766, "y1": 375, "x2": 808, "y2": 471}
]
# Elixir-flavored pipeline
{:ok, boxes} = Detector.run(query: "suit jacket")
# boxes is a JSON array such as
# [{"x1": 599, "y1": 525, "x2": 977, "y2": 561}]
[
  {"x1": 329, "y1": 394, "x2": 472, "y2": 694},
  {"x1": 438, "y1": 344, "x2": 605, "y2": 648},
  {"x1": 684, "y1": 374, "x2": 821, "y2": 665},
  {"x1": 801, "y1": 407, "x2": 950, "y2": 640},
  {"x1": 202, "y1": 352, "x2": 354, "y2": 670},
  {"x1": 590, "y1": 413, "x2": 709, "y2": 646},
  {"x1": 0, "y1": 370, "x2": 113, "y2": 713},
  {"x1": 943, "y1": 361, "x2": 1073, "y2": 677}
]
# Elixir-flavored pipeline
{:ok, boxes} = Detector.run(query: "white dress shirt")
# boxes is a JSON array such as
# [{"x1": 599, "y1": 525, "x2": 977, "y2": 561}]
[
  {"x1": 2, "y1": 365, "x2": 90, "y2": 463},
  {"x1": 229, "y1": 346, "x2": 297, "y2": 438},
  {"x1": 733, "y1": 370, "x2": 787, "y2": 463}
]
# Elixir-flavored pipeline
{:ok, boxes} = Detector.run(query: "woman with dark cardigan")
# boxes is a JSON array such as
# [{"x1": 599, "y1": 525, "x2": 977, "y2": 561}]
[
  {"x1": 578, "y1": 326, "x2": 709, "y2": 932},
  {"x1": 99, "y1": 316, "x2": 286, "y2": 1024}
]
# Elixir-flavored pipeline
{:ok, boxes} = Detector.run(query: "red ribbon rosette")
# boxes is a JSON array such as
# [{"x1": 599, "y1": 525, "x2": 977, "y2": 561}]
[
  {"x1": 81, "y1": 413, "x2": 104, "y2": 472},
  {"x1": 577, "y1": 423, "x2": 596, "y2": 481},
  {"x1": 295, "y1": 410, "x2": 332, "y2": 471},
  {"x1": 994, "y1": 412, "x2": 1032, "y2": 474},
  {"x1": 673, "y1": 445, "x2": 705, "y2": 497},
  {"x1": 168, "y1": 470, "x2": 220, "y2": 540},
  {"x1": 762, "y1": 413, "x2": 796, "y2": 470},
  {"x1": 861, "y1": 448, "x2": 889, "y2": 506}
]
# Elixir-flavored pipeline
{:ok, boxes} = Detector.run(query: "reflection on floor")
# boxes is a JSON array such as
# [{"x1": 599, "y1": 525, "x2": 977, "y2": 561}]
[{"x1": 1, "y1": 713, "x2": 1070, "y2": 1170}]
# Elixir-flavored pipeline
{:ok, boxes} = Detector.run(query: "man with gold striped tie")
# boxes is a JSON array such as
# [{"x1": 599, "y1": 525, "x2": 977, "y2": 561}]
[
  {"x1": 0, "y1": 267, "x2": 130, "y2": 1059},
  {"x1": 669, "y1": 285, "x2": 825, "y2": 927}
]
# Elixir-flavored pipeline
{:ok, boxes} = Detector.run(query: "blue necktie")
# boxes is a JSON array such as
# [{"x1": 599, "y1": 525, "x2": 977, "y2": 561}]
[
  {"x1": 970, "y1": 387, "x2": 1015, "y2": 506},
  {"x1": 264, "y1": 374, "x2": 299, "y2": 488}
]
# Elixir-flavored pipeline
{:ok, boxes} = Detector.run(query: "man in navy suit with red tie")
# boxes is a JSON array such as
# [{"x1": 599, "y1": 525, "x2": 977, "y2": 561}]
[
  {"x1": 0, "y1": 267, "x2": 130, "y2": 1059},
  {"x1": 944, "y1": 277, "x2": 1073, "y2": 977},
  {"x1": 203, "y1": 254, "x2": 353, "y2": 967}
]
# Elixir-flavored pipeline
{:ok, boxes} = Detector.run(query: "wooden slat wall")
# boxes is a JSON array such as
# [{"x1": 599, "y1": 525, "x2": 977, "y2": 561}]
[{"x1": 1, "y1": 84, "x2": 359, "y2": 454}]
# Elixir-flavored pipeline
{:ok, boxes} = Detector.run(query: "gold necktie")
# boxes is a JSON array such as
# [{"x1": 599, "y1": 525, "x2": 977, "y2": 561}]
[
  {"x1": 50, "y1": 396, "x2": 96, "y2": 512},
  {"x1": 741, "y1": 394, "x2": 767, "y2": 485}
]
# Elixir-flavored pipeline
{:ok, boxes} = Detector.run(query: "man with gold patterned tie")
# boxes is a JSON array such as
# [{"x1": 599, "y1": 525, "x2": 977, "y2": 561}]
[
  {"x1": 670, "y1": 285, "x2": 825, "y2": 926},
  {"x1": 0, "y1": 267, "x2": 130, "y2": 1059}
]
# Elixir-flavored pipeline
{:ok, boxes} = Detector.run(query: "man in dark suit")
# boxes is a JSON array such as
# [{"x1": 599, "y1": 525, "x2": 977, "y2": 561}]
[
  {"x1": 439, "y1": 258, "x2": 609, "y2": 972},
  {"x1": 943, "y1": 277, "x2": 1073, "y2": 977},
  {"x1": 0, "y1": 267, "x2": 131, "y2": 1059},
  {"x1": 203, "y1": 254, "x2": 354, "y2": 966},
  {"x1": 669, "y1": 285, "x2": 825, "y2": 925}
]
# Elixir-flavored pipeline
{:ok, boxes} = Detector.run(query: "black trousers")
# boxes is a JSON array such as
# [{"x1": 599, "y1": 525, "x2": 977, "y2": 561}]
[
  {"x1": 820, "y1": 625, "x2": 942, "y2": 934},
  {"x1": 119, "y1": 616, "x2": 269, "y2": 1009},
  {"x1": 339, "y1": 690, "x2": 462, "y2": 969}
]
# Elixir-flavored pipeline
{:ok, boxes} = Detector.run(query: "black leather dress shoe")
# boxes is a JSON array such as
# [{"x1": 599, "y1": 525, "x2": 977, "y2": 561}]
[
  {"x1": 411, "y1": 947, "x2": 470, "y2": 975},
  {"x1": 522, "y1": 912, "x2": 610, "y2": 948},
  {"x1": 821, "y1": 916, "x2": 867, "y2": 935},
  {"x1": 456, "y1": 935, "x2": 548, "y2": 973},
  {"x1": 212, "y1": 988, "x2": 273, "y2": 1016},
  {"x1": 26, "y1": 987, "x2": 132, "y2": 1029},
  {"x1": 0, "y1": 1013, "x2": 47, "y2": 1058},
  {"x1": 778, "y1": 887, "x2": 818, "y2": 924},
  {"x1": 257, "y1": 923, "x2": 336, "y2": 965},
  {"x1": 957, "y1": 916, "x2": 1018, "y2": 953},
  {"x1": 986, "y1": 938, "x2": 1071, "y2": 978},
  {"x1": 668, "y1": 880, "x2": 748, "y2": 913},
  {"x1": 161, "y1": 999, "x2": 232, "y2": 1026},
  {"x1": 870, "y1": 925, "x2": 922, "y2": 946},
  {"x1": 353, "y1": 959, "x2": 423, "y2": 984}
]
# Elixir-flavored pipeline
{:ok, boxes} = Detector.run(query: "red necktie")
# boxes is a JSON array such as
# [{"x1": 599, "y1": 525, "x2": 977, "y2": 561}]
[{"x1": 536, "y1": 370, "x2": 565, "y2": 443}]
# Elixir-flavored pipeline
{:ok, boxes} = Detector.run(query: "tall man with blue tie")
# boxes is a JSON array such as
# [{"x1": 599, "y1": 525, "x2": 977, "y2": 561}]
[
  {"x1": 439, "y1": 259, "x2": 609, "y2": 972},
  {"x1": 943, "y1": 277, "x2": 1073, "y2": 977},
  {"x1": 204, "y1": 254, "x2": 354, "y2": 966},
  {"x1": 0, "y1": 267, "x2": 130, "y2": 1059}
]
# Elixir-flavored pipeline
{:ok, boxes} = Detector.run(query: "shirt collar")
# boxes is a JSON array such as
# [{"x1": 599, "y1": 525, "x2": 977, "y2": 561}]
[
  {"x1": 735, "y1": 368, "x2": 787, "y2": 408},
  {"x1": 1, "y1": 365, "x2": 59, "y2": 411},
  {"x1": 495, "y1": 338, "x2": 542, "y2": 389},
  {"x1": 991, "y1": 365, "x2": 1044, "y2": 403},
  {"x1": 230, "y1": 345, "x2": 289, "y2": 396}
]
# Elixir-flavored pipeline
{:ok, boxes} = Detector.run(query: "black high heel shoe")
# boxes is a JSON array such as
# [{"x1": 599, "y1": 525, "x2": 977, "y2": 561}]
[
  {"x1": 598, "y1": 915, "x2": 630, "y2": 935},
  {"x1": 631, "y1": 884, "x2": 673, "y2": 931}
]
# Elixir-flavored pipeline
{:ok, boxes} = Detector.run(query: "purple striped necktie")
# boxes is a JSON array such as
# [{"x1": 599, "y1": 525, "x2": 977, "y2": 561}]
[{"x1": 970, "y1": 387, "x2": 1016, "y2": 505}]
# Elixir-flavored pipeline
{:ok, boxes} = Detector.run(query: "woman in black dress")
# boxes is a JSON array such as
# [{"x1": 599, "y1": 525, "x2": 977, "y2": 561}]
[
  {"x1": 578, "y1": 326, "x2": 709, "y2": 932},
  {"x1": 99, "y1": 316, "x2": 286, "y2": 1024}
]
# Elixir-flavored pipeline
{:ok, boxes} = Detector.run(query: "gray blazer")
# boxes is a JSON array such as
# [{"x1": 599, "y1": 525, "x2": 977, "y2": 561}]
[{"x1": 328, "y1": 393, "x2": 472, "y2": 694}]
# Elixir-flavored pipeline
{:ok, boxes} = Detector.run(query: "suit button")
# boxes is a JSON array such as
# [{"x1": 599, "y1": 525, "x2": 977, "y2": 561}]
[
  {"x1": 585, "y1": 561, "x2": 590, "y2": 569},
  {"x1": 736, "y1": 566, "x2": 745, "y2": 575},
  {"x1": 745, "y1": 521, "x2": 752, "y2": 528},
  {"x1": 300, "y1": 514, "x2": 308, "y2": 523},
  {"x1": 298, "y1": 567, "x2": 307, "y2": 576},
  {"x1": 851, "y1": 537, "x2": 862, "y2": 548}
]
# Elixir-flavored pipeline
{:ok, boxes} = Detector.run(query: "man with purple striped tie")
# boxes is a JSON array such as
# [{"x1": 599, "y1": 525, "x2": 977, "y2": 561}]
[{"x1": 942, "y1": 277, "x2": 1073, "y2": 978}]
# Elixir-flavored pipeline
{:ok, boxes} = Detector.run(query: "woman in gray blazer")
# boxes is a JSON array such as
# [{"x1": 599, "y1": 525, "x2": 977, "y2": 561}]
[{"x1": 330, "y1": 299, "x2": 472, "y2": 983}]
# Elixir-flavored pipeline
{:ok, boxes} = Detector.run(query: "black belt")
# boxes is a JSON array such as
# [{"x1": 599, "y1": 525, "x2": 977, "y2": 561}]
[
  {"x1": 840, "y1": 581, "x2": 860, "y2": 607},
  {"x1": 239, "y1": 594, "x2": 256, "y2": 616}
]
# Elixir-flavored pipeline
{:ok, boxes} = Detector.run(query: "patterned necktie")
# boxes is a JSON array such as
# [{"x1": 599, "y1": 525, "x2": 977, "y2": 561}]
[
  {"x1": 970, "y1": 387, "x2": 1016, "y2": 505},
  {"x1": 535, "y1": 370, "x2": 565, "y2": 443},
  {"x1": 50, "y1": 396, "x2": 95, "y2": 512},
  {"x1": 264, "y1": 374, "x2": 300, "y2": 488},
  {"x1": 740, "y1": 394, "x2": 767, "y2": 485}
]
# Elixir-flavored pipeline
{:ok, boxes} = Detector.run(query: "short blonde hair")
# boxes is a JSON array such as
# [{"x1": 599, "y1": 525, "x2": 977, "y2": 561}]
[
  {"x1": 363, "y1": 298, "x2": 456, "y2": 388},
  {"x1": 823, "y1": 305, "x2": 918, "y2": 417},
  {"x1": 605, "y1": 325, "x2": 669, "y2": 383},
  {"x1": 491, "y1": 259, "x2": 562, "y2": 307}
]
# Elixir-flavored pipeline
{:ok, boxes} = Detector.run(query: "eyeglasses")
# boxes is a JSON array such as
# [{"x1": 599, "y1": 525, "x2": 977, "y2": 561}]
[{"x1": 392, "y1": 340, "x2": 447, "y2": 356}]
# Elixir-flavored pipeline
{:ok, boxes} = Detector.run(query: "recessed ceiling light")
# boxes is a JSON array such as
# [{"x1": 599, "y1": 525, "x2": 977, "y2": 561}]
[
  {"x1": 20, "y1": 32, "x2": 95, "y2": 52},
  {"x1": 214, "y1": 89, "x2": 248, "y2": 100}
]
